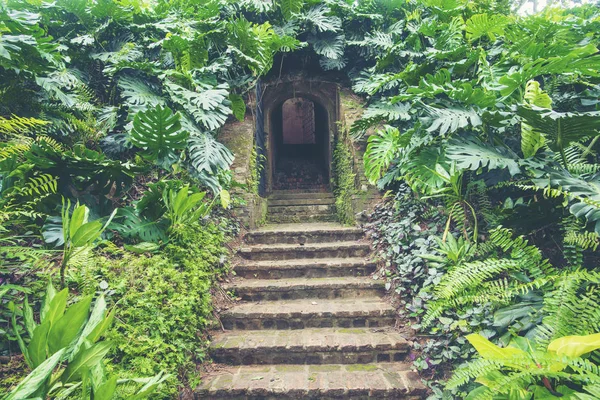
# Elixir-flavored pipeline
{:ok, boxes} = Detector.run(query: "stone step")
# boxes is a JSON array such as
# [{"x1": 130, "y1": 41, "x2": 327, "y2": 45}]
[
  {"x1": 267, "y1": 213, "x2": 338, "y2": 224},
  {"x1": 196, "y1": 363, "x2": 427, "y2": 399},
  {"x1": 234, "y1": 258, "x2": 376, "y2": 279},
  {"x1": 210, "y1": 328, "x2": 410, "y2": 365},
  {"x1": 269, "y1": 198, "x2": 336, "y2": 206},
  {"x1": 270, "y1": 190, "x2": 335, "y2": 200},
  {"x1": 221, "y1": 298, "x2": 396, "y2": 330},
  {"x1": 244, "y1": 223, "x2": 363, "y2": 245},
  {"x1": 224, "y1": 277, "x2": 385, "y2": 301},
  {"x1": 267, "y1": 204, "x2": 336, "y2": 215},
  {"x1": 238, "y1": 242, "x2": 370, "y2": 261}
]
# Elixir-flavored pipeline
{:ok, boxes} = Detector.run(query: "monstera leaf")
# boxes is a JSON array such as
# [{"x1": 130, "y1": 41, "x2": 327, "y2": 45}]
[
  {"x1": 446, "y1": 136, "x2": 522, "y2": 176},
  {"x1": 188, "y1": 133, "x2": 235, "y2": 175},
  {"x1": 517, "y1": 106, "x2": 600, "y2": 162},
  {"x1": 130, "y1": 105, "x2": 189, "y2": 168}
]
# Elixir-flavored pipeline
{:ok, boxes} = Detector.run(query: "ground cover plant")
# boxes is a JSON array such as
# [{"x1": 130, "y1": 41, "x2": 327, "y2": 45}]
[{"x1": 1, "y1": 0, "x2": 599, "y2": 398}]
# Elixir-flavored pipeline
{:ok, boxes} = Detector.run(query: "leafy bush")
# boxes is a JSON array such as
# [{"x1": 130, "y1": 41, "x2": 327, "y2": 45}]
[{"x1": 80, "y1": 222, "x2": 229, "y2": 396}]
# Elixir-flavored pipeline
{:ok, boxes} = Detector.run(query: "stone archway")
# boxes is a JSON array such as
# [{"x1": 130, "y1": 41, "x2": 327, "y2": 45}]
[{"x1": 260, "y1": 79, "x2": 340, "y2": 193}]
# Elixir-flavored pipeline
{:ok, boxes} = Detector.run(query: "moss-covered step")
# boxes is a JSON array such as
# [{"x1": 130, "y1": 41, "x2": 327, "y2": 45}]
[
  {"x1": 209, "y1": 327, "x2": 410, "y2": 365},
  {"x1": 224, "y1": 276, "x2": 385, "y2": 301},
  {"x1": 195, "y1": 363, "x2": 427, "y2": 399},
  {"x1": 221, "y1": 297, "x2": 396, "y2": 330},
  {"x1": 238, "y1": 241, "x2": 370, "y2": 261},
  {"x1": 244, "y1": 223, "x2": 363, "y2": 245},
  {"x1": 233, "y1": 257, "x2": 376, "y2": 279}
]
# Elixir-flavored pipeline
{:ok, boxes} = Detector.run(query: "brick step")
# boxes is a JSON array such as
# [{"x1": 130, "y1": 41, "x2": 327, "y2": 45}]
[
  {"x1": 270, "y1": 190, "x2": 335, "y2": 200},
  {"x1": 267, "y1": 213, "x2": 338, "y2": 224},
  {"x1": 196, "y1": 363, "x2": 427, "y2": 399},
  {"x1": 269, "y1": 198, "x2": 336, "y2": 206},
  {"x1": 210, "y1": 328, "x2": 410, "y2": 365},
  {"x1": 238, "y1": 242, "x2": 370, "y2": 261},
  {"x1": 225, "y1": 276, "x2": 385, "y2": 301},
  {"x1": 244, "y1": 224, "x2": 363, "y2": 245},
  {"x1": 268, "y1": 204, "x2": 336, "y2": 215},
  {"x1": 233, "y1": 258, "x2": 376, "y2": 279},
  {"x1": 221, "y1": 298, "x2": 396, "y2": 330}
]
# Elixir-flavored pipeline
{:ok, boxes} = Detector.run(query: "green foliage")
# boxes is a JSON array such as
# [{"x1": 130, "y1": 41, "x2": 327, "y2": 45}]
[
  {"x1": 448, "y1": 333, "x2": 600, "y2": 398},
  {"x1": 7, "y1": 282, "x2": 167, "y2": 398},
  {"x1": 130, "y1": 105, "x2": 189, "y2": 168},
  {"x1": 333, "y1": 130, "x2": 356, "y2": 225},
  {"x1": 82, "y1": 223, "x2": 229, "y2": 396}
]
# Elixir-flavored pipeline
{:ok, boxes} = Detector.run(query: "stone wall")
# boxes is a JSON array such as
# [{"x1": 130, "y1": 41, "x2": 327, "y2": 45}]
[
  {"x1": 219, "y1": 80, "x2": 381, "y2": 229},
  {"x1": 218, "y1": 116, "x2": 267, "y2": 229}
]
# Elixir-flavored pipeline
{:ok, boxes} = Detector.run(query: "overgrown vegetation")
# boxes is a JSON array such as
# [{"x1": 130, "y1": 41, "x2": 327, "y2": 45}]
[
  {"x1": 333, "y1": 128, "x2": 356, "y2": 225},
  {"x1": 1, "y1": 0, "x2": 599, "y2": 398}
]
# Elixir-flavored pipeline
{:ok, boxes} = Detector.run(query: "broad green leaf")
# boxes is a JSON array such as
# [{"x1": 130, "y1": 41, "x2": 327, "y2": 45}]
[
  {"x1": 220, "y1": 189, "x2": 230, "y2": 209},
  {"x1": 94, "y1": 376, "x2": 117, "y2": 400},
  {"x1": 62, "y1": 341, "x2": 113, "y2": 383},
  {"x1": 127, "y1": 371, "x2": 171, "y2": 400},
  {"x1": 40, "y1": 282, "x2": 57, "y2": 323},
  {"x1": 87, "y1": 308, "x2": 115, "y2": 343},
  {"x1": 27, "y1": 321, "x2": 50, "y2": 368},
  {"x1": 229, "y1": 94, "x2": 246, "y2": 122},
  {"x1": 43, "y1": 288, "x2": 68, "y2": 326},
  {"x1": 23, "y1": 295, "x2": 35, "y2": 338},
  {"x1": 548, "y1": 333, "x2": 600, "y2": 358},
  {"x1": 466, "y1": 334, "x2": 528, "y2": 360},
  {"x1": 69, "y1": 205, "x2": 89, "y2": 240},
  {"x1": 130, "y1": 104, "x2": 189, "y2": 167},
  {"x1": 124, "y1": 242, "x2": 160, "y2": 254},
  {"x1": 6, "y1": 348, "x2": 65, "y2": 400},
  {"x1": 48, "y1": 296, "x2": 92, "y2": 354},
  {"x1": 521, "y1": 80, "x2": 551, "y2": 158},
  {"x1": 70, "y1": 220, "x2": 103, "y2": 247},
  {"x1": 71, "y1": 295, "x2": 107, "y2": 360}
]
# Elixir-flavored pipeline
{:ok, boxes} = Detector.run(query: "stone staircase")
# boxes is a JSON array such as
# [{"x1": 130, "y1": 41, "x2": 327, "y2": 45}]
[
  {"x1": 267, "y1": 190, "x2": 337, "y2": 223},
  {"x1": 197, "y1": 192, "x2": 426, "y2": 399}
]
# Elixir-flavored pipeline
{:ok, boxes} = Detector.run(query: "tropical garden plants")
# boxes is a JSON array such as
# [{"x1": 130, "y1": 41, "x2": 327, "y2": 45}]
[{"x1": 1, "y1": 0, "x2": 599, "y2": 398}]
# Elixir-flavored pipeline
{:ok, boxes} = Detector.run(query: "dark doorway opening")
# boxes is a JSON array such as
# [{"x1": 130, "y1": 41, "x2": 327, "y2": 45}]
[{"x1": 271, "y1": 97, "x2": 329, "y2": 190}]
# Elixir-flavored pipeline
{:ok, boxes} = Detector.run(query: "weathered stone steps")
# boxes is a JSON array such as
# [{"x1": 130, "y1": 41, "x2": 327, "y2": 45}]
[
  {"x1": 269, "y1": 198, "x2": 335, "y2": 206},
  {"x1": 224, "y1": 276, "x2": 385, "y2": 301},
  {"x1": 221, "y1": 298, "x2": 396, "y2": 330},
  {"x1": 245, "y1": 223, "x2": 363, "y2": 245},
  {"x1": 239, "y1": 242, "x2": 370, "y2": 261},
  {"x1": 234, "y1": 258, "x2": 376, "y2": 279},
  {"x1": 210, "y1": 328, "x2": 410, "y2": 365},
  {"x1": 268, "y1": 204, "x2": 336, "y2": 214},
  {"x1": 196, "y1": 363, "x2": 427, "y2": 399},
  {"x1": 270, "y1": 190, "x2": 334, "y2": 199},
  {"x1": 267, "y1": 213, "x2": 338, "y2": 223}
]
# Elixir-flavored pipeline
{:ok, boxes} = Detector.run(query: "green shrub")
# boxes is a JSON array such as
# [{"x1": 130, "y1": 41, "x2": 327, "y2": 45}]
[
  {"x1": 83, "y1": 222, "x2": 229, "y2": 396},
  {"x1": 333, "y1": 131, "x2": 356, "y2": 225}
]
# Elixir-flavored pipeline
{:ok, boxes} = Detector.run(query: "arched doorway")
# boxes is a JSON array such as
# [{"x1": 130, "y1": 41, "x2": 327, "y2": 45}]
[{"x1": 270, "y1": 97, "x2": 329, "y2": 190}]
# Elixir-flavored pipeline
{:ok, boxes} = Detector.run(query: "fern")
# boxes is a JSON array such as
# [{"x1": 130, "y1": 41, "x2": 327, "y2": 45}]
[{"x1": 0, "y1": 116, "x2": 49, "y2": 136}]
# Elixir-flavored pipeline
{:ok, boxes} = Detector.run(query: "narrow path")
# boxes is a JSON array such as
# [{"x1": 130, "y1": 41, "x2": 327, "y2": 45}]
[{"x1": 197, "y1": 191, "x2": 426, "y2": 398}]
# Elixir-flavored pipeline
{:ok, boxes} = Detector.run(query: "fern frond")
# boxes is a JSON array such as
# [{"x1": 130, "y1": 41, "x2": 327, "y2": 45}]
[{"x1": 0, "y1": 115, "x2": 49, "y2": 136}]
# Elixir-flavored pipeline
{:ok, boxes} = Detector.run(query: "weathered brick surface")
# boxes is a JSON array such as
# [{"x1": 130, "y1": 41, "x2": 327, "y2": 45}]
[
  {"x1": 234, "y1": 257, "x2": 377, "y2": 279},
  {"x1": 224, "y1": 276, "x2": 385, "y2": 300},
  {"x1": 210, "y1": 328, "x2": 410, "y2": 365},
  {"x1": 239, "y1": 242, "x2": 371, "y2": 261},
  {"x1": 196, "y1": 364, "x2": 427, "y2": 399}
]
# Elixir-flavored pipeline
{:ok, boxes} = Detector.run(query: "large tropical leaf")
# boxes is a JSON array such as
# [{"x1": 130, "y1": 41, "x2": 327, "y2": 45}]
[
  {"x1": 423, "y1": 105, "x2": 482, "y2": 136},
  {"x1": 465, "y1": 13, "x2": 509, "y2": 42},
  {"x1": 118, "y1": 76, "x2": 165, "y2": 114},
  {"x1": 130, "y1": 104, "x2": 189, "y2": 168},
  {"x1": 364, "y1": 126, "x2": 409, "y2": 184},
  {"x1": 521, "y1": 80, "x2": 551, "y2": 158},
  {"x1": 165, "y1": 82, "x2": 231, "y2": 131},
  {"x1": 446, "y1": 136, "x2": 522, "y2": 176},
  {"x1": 187, "y1": 133, "x2": 235, "y2": 175},
  {"x1": 363, "y1": 101, "x2": 412, "y2": 122},
  {"x1": 517, "y1": 106, "x2": 600, "y2": 156}
]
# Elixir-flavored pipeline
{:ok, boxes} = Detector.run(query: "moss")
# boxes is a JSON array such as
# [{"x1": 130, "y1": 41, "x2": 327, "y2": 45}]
[
  {"x1": 346, "y1": 364, "x2": 379, "y2": 372},
  {"x1": 333, "y1": 127, "x2": 356, "y2": 226}
]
